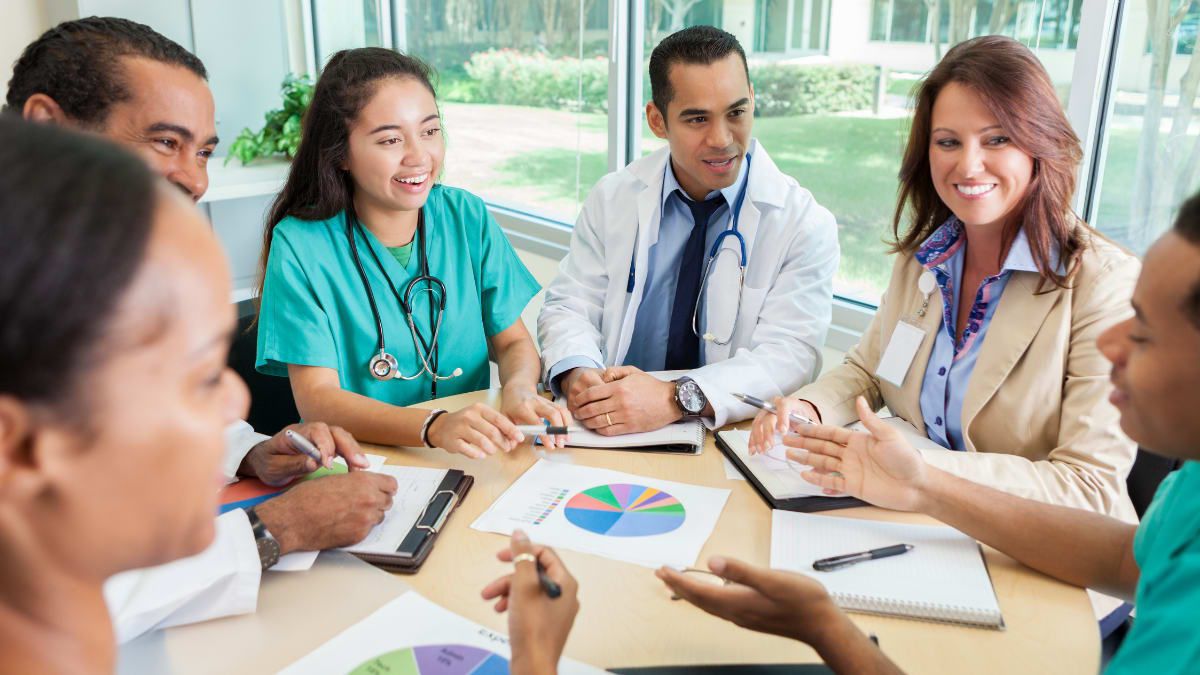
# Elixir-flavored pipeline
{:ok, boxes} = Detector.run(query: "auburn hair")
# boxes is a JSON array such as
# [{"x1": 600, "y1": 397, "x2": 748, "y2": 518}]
[{"x1": 892, "y1": 35, "x2": 1086, "y2": 288}]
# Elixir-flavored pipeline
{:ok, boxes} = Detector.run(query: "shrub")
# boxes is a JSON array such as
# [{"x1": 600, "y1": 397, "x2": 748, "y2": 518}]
[
  {"x1": 461, "y1": 50, "x2": 877, "y2": 118},
  {"x1": 464, "y1": 49, "x2": 609, "y2": 112},
  {"x1": 749, "y1": 63, "x2": 877, "y2": 117}
]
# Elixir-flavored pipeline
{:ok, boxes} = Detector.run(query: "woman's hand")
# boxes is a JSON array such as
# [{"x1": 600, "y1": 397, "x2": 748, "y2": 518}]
[
  {"x1": 748, "y1": 397, "x2": 820, "y2": 454},
  {"x1": 783, "y1": 396, "x2": 929, "y2": 512},
  {"x1": 501, "y1": 386, "x2": 569, "y2": 449},
  {"x1": 426, "y1": 403, "x2": 522, "y2": 459},
  {"x1": 481, "y1": 530, "x2": 580, "y2": 675},
  {"x1": 656, "y1": 555, "x2": 843, "y2": 646}
]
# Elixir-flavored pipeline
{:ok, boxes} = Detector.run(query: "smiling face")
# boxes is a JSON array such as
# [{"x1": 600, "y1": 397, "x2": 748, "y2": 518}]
[
  {"x1": 100, "y1": 57, "x2": 218, "y2": 202},
  {"x1": 1098, "y1": 232, "x2": 1200, "y2": 461},
  {"x1": 646, "y1": 53, "x2": 754, "y2": 201},
  {"x1": 928, "y1": 82, "x2": 1034, "y2": 230},
  {"x1": 30, "y1": 190, "x2": 250, "y2": 578},
  {"x1": 342, "y1": 76, "x2": 443, "y2": 216}
]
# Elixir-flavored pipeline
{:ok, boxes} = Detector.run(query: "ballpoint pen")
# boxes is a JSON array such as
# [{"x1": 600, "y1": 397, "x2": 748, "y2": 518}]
[
  {"x1": 513, "y1": 424, "x2": 578, "y2": 436},
  {"x1": 537, "y1": 561, "x2": 562, "y2": 598},
  {"x1": 731, "y1": 392, "x2": 816, "y2": 426},
  {"x1": 284, "y1": 429, "x2": 327, "y2": 466},
  {"x1": 813, "y1": 543, "x2": 914, "y2": 571}
]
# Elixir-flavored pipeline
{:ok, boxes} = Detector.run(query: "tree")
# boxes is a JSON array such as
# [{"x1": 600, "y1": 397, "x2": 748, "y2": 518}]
[
  {"x1": 988, "y1": 0, "x2": 1019, "y2": 33},
  {"x1": 655, "y1": 0, "x2": 704, "y2": 34},
  {"x1": 1131, "y1": 0, "x2": 1198, "y2": 252},
  {"x1": 924, "y1": 0, "x2": 979, "y2": 61}
]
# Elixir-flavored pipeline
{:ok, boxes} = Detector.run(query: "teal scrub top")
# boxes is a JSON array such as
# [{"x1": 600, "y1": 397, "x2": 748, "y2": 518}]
[
  {"x1": 1106, "y1": 460, "x2": 1200, "y2": 673},
  {"x1": 256, "y1": 184, "x2": 541, "y2": 407}
]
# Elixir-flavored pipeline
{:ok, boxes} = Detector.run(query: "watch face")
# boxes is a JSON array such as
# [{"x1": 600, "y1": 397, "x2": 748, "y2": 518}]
[
  {"x1": 256, "y1": 536, "x2": 281, "y2": 569},
  {"x1": 679, "y1": 381, "x2": 705, "y2": 413}
]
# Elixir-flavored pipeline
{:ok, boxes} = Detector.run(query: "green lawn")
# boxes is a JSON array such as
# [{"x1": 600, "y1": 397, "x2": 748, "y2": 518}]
[{"x1": 495, "y1": 113, "x2": 908, "y2": 298}]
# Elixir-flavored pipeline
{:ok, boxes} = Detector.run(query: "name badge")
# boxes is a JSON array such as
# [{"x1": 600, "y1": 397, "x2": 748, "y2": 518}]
[{"x1": 875, "y1": 320, "x2": 927, "y2": 388}]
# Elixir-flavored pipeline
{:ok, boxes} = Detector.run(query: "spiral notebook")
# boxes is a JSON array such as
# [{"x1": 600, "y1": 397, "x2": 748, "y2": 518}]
[
  {"x1": 770, "y1": 511, "x2": 1004, "y2": 629},
  {"x1": 550, "y1": 417, "x2": 706, "y2": 454}
]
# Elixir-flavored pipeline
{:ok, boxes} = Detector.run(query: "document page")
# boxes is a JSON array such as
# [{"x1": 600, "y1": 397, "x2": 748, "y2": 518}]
[{"x1": 340, "y1": 465, "x2": 446, "y2": 555}]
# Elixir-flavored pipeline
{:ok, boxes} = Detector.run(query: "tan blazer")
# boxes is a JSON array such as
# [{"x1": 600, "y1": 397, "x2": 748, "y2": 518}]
[{"x1": 797, "y1": 230, "x2": 1139, "y2": 522}]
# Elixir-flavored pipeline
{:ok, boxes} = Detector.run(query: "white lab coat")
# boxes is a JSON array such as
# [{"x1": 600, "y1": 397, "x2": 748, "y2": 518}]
[
  {"x1": 103, "y1": 420, "x2": 267, "y2": 644},
  {"x1": 538, "y1": 140, "x2": 839, "y2": 427}
]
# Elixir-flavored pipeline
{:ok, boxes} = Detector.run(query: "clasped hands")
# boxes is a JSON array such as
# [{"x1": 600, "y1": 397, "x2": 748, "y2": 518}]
[{"x1": 562, "y1": 365, "x2": 682, "y2": 435}]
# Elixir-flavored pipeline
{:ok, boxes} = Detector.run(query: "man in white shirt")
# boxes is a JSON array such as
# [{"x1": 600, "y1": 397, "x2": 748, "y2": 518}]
[
  {"x1": 5, "y1": 17, "x2": 398, "y2": 642},
  {"x1": 539, "y1": 26, "x2": 839, "y2": 433}
]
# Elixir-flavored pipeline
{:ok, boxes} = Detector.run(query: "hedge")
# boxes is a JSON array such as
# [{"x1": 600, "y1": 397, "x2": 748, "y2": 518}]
[{"x1": 459, "y1": 49, "x2": 878, "y2": 117}]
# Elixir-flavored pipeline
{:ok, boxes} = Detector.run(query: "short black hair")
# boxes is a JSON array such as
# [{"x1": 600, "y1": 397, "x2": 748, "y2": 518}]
[
  {"x1": 4, "y1": 16, "x2": 207, "y2": 128},
  {"x1": 0, "y1": 117, "x2": 156, "y2": 413},
  {"x1": 648, "y1": 25, "x2": 749, "y2": 121},
  {"x1": 1173, "y1": 192, "x2": 1200, "y2": 329}
]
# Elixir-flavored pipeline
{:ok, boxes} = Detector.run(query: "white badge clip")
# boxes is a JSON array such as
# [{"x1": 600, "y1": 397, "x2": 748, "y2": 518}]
[{"x1": 875, "y1": 270, "x2": 937, "y2": 388}]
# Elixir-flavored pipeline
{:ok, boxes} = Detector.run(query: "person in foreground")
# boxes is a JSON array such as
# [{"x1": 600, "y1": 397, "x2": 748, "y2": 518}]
[
  {"x1": 256, "y1": 47, "x2": 567, "y2": 456},
  {"x1": 3, "y1": 17, "x2": 398, "y2": 640},
  {"x1": 538, "y1": 26, "x2": 839, "y2": 435},
  {"x1": 0, "y1": 119, "x2": 580, "y2": 675},
  {"x1": 660, "y1": 197, "x2": 1200, "y2": 673},
  {"x1": 750, "y1": 36, "x2": 1138, "y2": 520}
]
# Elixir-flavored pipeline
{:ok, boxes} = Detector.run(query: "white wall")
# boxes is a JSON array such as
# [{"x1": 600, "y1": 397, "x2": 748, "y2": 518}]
[{"x1": 0, "y1": 1, "x2": 50, "y2": 102}]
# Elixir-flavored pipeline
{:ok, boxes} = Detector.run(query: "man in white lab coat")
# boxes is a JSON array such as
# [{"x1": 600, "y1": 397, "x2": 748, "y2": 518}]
[
  {"x1": 539, "y1": 26, "x2": 839, "y2": 433},
  {"x1": 5, "y1": 17, "x2": 398, "y2": 642}
]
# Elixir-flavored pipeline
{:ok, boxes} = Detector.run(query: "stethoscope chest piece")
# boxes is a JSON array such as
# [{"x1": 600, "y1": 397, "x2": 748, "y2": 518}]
[{"x1": 369, "y1": 351, "x2": 400, "y2": 380}]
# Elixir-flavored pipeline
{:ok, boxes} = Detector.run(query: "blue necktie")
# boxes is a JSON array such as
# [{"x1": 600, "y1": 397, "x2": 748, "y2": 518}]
[{"x1": 665, "y1": 190, "x2": 725, "y2": 370}]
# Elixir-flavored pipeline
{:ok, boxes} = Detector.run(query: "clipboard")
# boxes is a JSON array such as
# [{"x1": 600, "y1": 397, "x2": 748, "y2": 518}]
[
  {"x1": 350, "y1": 469, "x2": 473, "y2": 573},
  {"x1": 714, "y1": 431, "x2": 866, "y2": 513}
]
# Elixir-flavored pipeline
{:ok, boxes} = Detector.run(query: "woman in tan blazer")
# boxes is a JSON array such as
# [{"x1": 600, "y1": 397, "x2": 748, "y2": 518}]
[{"x1": 751, "y1": 36, "x2": 1138, "y2": 522}]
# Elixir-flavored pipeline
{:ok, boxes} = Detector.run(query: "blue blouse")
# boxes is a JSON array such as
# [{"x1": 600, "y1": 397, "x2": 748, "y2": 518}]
[{"x1": 915, "y1": 218, "x2": 1041, "y2": 450}]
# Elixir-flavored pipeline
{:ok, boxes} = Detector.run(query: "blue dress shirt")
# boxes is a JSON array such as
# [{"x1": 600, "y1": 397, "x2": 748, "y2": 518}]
[
  {"x1": 915, "y1": 218, "x2": 1042, "y2": 451},
  {"x1": 547, "y1": 156, "x2": 750, "y2": 394}
]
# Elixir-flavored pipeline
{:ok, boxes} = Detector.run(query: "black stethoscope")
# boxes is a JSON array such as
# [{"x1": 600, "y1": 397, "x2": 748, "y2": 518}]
[{"x1": 347, "y1": 205, "x2": 462, "y2": 399}]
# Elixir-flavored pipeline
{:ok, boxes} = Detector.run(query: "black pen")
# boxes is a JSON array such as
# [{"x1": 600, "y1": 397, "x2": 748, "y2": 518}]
[
  {"x1": 813, "y1": 543, "x2": 914, "y2": 572},
  {"x1": 537, "y1": 561, "x2": 562, "y2": 598}
]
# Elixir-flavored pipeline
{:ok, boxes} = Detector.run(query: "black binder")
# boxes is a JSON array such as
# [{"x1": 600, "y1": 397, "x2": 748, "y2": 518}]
[
  {"x1": 714, "y1": 431, "x2": 866, "y2": 513},
  {"x1": 350, "y1": 469, "x2": 473, "y2": 573}
]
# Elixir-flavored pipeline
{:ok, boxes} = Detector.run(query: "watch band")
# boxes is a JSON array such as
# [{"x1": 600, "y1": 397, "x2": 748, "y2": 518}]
[
  {"x1": 421, "y1": 408, "x2": 449, "y2": 447},
  {"x1": 245, "y1": 506, "x2": 281, "y2": 571}
]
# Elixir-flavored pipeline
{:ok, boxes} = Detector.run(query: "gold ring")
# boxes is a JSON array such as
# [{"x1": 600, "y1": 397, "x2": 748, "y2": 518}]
[
  {"x1": 513, "y1": 552, "x2": 536, "y2": 566},
  {"x1": 605, "y1": 413, "x2": 614, "y2": 426}
]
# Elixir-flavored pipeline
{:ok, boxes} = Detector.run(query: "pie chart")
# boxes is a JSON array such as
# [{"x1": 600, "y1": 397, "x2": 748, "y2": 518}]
[
  {"x1": 347, "y1": 643, "x2": 507, "y2": 675},
  {"x1": 563, "y1": 483, "x2": 686, "y2": 537}
]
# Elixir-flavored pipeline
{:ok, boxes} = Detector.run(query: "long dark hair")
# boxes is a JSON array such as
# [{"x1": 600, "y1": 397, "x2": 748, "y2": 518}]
[
  {"x1": 0, "y1": 117, "x2": 156, "y2": 411},
  {"x1": 892, "y1": 36, "x2": 1085, "y2": 289},
  {"x1": 255, "y1": 48, "x2": 436, "y2": 305}
]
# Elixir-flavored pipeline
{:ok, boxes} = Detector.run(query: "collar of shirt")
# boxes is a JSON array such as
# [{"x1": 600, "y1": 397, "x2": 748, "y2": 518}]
[
  {"x1": 914, "y1": 216, "x2": 1054, "y2": 277},
  {"x1": 660, "y1": 152, "x2": 751, "y2": 218}
]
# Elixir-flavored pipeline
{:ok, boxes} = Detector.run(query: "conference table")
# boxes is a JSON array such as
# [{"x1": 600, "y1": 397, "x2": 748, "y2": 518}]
[{"x1": 120, "y1": 388, "x2": 1100, "y2": 674}]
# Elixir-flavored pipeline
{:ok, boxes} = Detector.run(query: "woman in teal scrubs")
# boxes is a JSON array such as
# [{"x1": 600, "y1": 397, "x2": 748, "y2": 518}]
[{"x1": 256, "y1": 48, "x2": 566, "y2": 457}]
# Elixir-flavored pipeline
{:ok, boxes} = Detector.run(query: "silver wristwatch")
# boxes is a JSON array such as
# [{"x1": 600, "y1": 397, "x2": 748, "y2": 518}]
[
  {"x1": 673, "y1": 377, "x2": 707, "y2": 418},
  {"x1": 245, "y1": 506, "x2": 281, "y2": 570}
]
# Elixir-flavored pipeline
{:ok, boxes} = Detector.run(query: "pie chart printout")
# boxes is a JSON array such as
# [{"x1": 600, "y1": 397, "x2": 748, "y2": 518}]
[
  {"x1": 563, "y1": 484, "x2": 686, "y2": 537},
  {"x1": 348, "y1": 644, "x2": 508, "y2": 675}
]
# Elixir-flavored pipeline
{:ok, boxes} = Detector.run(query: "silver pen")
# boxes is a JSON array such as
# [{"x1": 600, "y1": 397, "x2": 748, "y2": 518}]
[
  {"x1": 731, "y1": 392, "x2": 816, "y2": 426},
  {"x1": 284, "y1": 429, "x2": 326, "y2": 465},
  {"x1": 514, "y1": 424, "x2": 577, "y2": 436}
]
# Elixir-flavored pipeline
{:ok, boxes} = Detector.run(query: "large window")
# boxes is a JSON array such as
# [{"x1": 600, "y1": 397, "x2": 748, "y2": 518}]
[
  {"x1": 398, "y1": 0, "x2": 611, "y2": 224},
  {"x1": 1089, "y1": 2, "x2": 1200, "y2": 254}
]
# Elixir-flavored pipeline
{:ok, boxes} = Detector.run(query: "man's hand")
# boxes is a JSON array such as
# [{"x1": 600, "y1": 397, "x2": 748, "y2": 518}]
[
  {"x1": 656, "y1": 555, "x2": 841, "y2": 645},
  {"x1": 239, "y1": 422, "x2": 370, "y2": 487},
  {"x1": 570, "y1": 365, "x2": 680, "y2": 435},
  {"x1": 560, "y1": 367, "x2": 605, "y2": 412},
  {"x1": 500, "y1": 385, "x2": 570, "y2": 449},
  {"x1": 481, "y1": 530, "x2": 580, "y2": 675},
  {"x1": 253, "y1": 472, "x2": 398, "y2": 554},
  {"x1": 783, "y1": 396, "x2": 929, "y2": 512}
]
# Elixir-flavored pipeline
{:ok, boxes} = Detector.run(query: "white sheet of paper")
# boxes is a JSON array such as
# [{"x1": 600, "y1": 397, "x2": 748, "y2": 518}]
[
  {"x1": 278, "y1": 591, "x2": 605, "y2": 674},
  {"x1": 339, "y1": 465, "x2": 446, "y2": 555},
  {"x1": 721, "y1": 455, "x2": 745, "y2": 480},
  {"x1": 471, "y1": 459, "x2": 730, "y2": 569},
  {"x1": 723, "y1": 430, "x2": 827, "y2": 498},
  {"x1": 270, "y1": 455, "x2": 417, "y2": 572},
  {"x1": 875, "y1": 320, "x2": 927, "y2": 387}
]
